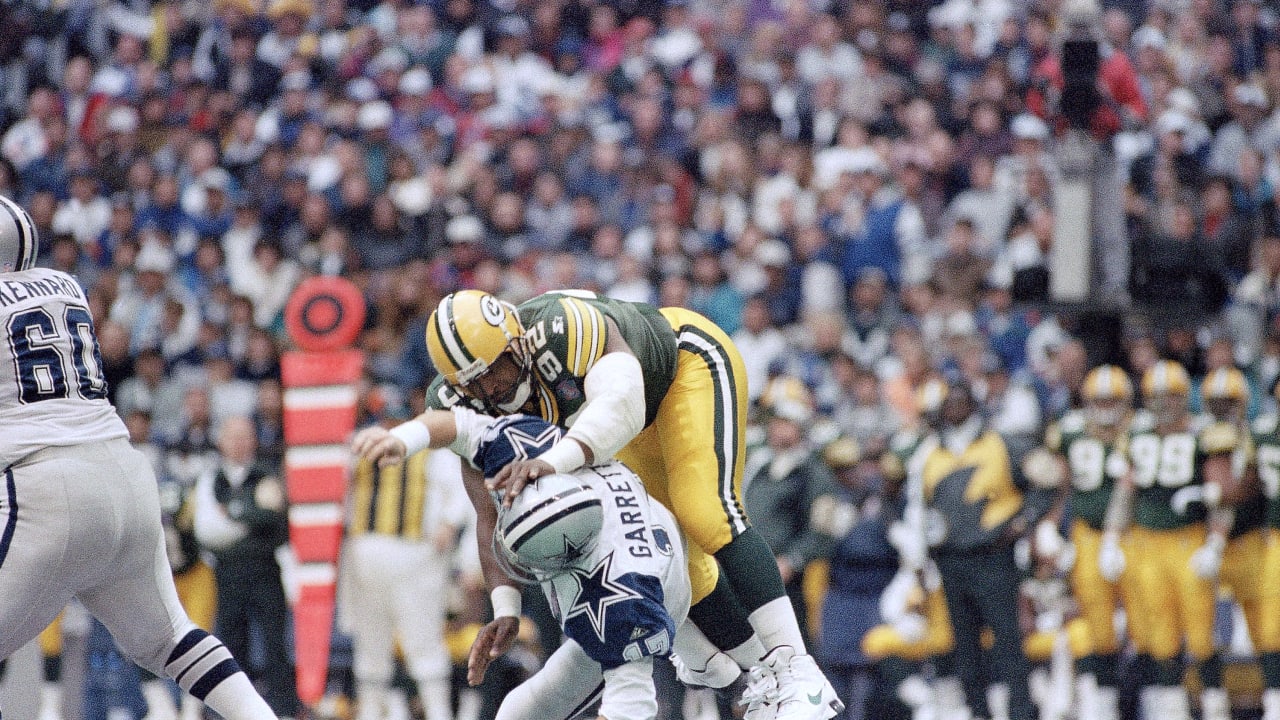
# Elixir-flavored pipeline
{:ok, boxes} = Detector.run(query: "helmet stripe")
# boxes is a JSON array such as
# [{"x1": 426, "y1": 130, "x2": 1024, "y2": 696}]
[
  {"x1": 436, "y1": 295, "x2": 477, "y2": 375},
  {"x1": 0, "y1": 197, "x2": 30, "y2": 271}
]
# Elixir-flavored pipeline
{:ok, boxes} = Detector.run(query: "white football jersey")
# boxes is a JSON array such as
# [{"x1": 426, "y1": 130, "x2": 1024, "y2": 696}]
[{"x1": 0, "y1": 268, "x2": 127, "y2": 467}]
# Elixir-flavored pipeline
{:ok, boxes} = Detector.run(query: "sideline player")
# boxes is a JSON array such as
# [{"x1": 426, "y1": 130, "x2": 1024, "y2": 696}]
[
  {"x1": 354, "y1": 409, "x2": 777, "y2": 719},
  {"x1": 1100, "y1": 361, "x2": 1235, "y2": 720},
  {"x1": 0, "y1": 195, "x2": 277, "y2": 720},
  {"x1": 1251, "y1": 380, "x2": 1280, "y2": 720},
  {"x1": 1038, "y1": 365, "x2": 1144, "y2": 720},
  {"x1": 419, "y1": 289, "x2": 838, "y2": 718}
]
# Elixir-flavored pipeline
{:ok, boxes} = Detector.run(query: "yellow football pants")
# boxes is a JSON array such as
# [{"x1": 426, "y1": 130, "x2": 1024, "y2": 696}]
[
  {"x1": 1070, "y1": 521, "x2": 1149, "y2": 655},
  {"x1": 174, "y1": 560, "x2": 217, "y2": 631},
  {"x1": 1128, "y1": 524, "x2": 1216, "y2": 662},
  {"x1": 1024, "y1": 619, "x2": 1093, "y2": 662},
  {"x1": 616, "y1": 308, "x2": 750, "y2": 605},
  {"x1": 1257, "y1": 529, "x2": 1280, "y2": 654},
  {"x1": 38, "y1": 613, "x2": 62, "y2": 657},
  {"x1": 1218, "y1": 529, "x2": 1267, "y2": 649},
  {"x1": 861, "y1": 589, "x2": 956, "y2": 662}
]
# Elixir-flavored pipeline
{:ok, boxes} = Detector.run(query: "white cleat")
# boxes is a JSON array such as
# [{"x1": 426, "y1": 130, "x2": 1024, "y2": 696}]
[
  {"x1": 740, "y1": 664, "x2": 780, "y2": 720},
  {"x1": 760, "y1": 646, "x2": 844, "y2": 720}
]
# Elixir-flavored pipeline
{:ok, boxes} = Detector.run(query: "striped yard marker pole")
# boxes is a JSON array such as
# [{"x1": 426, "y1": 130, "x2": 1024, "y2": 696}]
[{"x1": 281, "y1": 277, "x2": 365, "y2": 707}]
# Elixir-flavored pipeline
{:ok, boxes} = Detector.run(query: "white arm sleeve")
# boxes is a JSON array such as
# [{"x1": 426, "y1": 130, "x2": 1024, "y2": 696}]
[
  {"x1": 449, "y1": 406, "x2": 496, "y2": 469},
  {"x1": 599, "y1": 656, "x2": 657, "y2": 720},
  {"x1": 565, "y1": 352, "x2": 646, "y2": 465},
  {"x1": 193, "y1": 472, "x2": 249, "y2": 550}
]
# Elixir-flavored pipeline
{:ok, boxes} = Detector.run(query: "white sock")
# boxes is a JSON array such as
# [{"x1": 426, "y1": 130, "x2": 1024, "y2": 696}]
[
  {"x1": 747, "y1": 597, "x2": 807, "y2": 653},
  {"x1": 455, "y1": 688, "x2": 482, "y2": 720},
  {"x1": 37, "y1": 683, "x2": 62, "y2": 720},
  {"x1": 1200, "y1": 687, "x2": 1230, "y2": 720},
  {"x1": 417, "y1": 677, "x2": 453, "y2": 720},
  {"x1": 356, "y1": 681, "x2": 388, "y2": 720},
  {"x1": 723, "y1": 634, "x2": 768, "y2": 669},
  {"x1": 1262, "y1": 688, "x2": 1280, "y2": 720},
  {"x1": 201, "y1": 675, "x2": 277, "y2": 720}
]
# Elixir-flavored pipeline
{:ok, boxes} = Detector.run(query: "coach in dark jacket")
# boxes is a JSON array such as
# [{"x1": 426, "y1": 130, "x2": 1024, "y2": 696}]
[{"x1": 195, "y1": 416, "x2": 298, "y2": 716}]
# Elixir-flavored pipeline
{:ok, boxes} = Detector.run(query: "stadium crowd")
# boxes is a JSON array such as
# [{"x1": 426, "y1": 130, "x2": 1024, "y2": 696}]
[{"x1": 6, "y1": 0, "x2": 1280, "y2": 717}]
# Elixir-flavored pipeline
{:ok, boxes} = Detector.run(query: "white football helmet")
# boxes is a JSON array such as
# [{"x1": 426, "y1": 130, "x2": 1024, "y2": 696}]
[
  {"x1": 494, "y1": 472, "x2": 603, "y2": 582},
  {"x1": 0, "y1": 195, "x2": 38, "y2": 273}
]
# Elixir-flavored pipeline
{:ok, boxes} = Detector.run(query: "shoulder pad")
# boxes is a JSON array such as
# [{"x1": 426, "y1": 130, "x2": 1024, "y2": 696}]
[
  {"x1": 1199, "y1": 422, "x2": 1240, "y2": 455},
  {"x1": 1254, "y1": 414, "x2": 1280, "y2": 436},
  {"x1": 1022, "y1": 447, "x2": 1065, "y2": 489},
  {"x1": 1129, "y1": 411, "x2": 1156, "y2": 434}
]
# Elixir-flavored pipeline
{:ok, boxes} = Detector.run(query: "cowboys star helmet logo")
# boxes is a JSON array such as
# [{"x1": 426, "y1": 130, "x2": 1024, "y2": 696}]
[{"x1": 565, "y1": 552, "x2": 641, "y2": 642}]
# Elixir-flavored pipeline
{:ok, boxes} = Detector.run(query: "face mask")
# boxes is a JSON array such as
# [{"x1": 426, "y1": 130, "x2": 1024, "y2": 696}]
[{"x1": 495, "y1": 374, "x2": 533, "y2": 413}]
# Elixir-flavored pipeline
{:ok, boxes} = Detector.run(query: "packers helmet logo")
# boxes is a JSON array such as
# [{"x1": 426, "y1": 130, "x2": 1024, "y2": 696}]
[
  {"x1": 481, "y1": 294, "x2": 506, "y2": 327},
  {"x1": 1141, "y1": 360, "x2": 1190, "y2": 398}
]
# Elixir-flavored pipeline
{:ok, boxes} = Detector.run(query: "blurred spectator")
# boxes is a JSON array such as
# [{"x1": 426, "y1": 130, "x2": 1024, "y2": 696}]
[{"x1": 744, "y1": 378, "x2": 841, "y2": 644}]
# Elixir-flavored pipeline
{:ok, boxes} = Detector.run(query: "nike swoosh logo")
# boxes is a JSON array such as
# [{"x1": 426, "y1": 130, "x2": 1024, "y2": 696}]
[{"x1": 807, "y1": 691, "x2": 823, "y2": 704}]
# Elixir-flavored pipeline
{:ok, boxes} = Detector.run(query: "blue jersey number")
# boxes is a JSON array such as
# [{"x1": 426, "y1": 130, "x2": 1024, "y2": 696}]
[{"x1": 8, "y1": 306, "x2": 108, "y2": 404}]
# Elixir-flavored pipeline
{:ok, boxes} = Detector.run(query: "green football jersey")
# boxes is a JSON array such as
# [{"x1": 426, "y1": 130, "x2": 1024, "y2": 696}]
[
  {"x1": 1128, "y1": 413, "x2": 1239, "y2": 530},
  {"x1": 1045, "y1": 410, "x2": 1127, "y2": 530},
  {"x1": 428, "y1": 291, "x2": 678, "y2": 428},
  {"x1": 1251, "y1": 414, "x2": 1280, "y2": 530}
]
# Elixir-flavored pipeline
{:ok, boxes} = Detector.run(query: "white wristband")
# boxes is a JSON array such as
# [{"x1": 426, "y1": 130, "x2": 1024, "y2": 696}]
[
  {"x1": 538, "y1": 439, "x2": 587, "y2": 475},
  {"x1": 491, "y1": 585, "x2": 522, "y2": 618},
  {"x1": 389, "y1": 421, "x2": 433, "y2": 456}
]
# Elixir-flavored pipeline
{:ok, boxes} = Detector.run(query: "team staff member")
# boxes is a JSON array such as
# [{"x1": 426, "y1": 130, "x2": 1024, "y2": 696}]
[
  {"x1": 920, "y1": 381, "x2": 1049, "y2": 720},
  {"x1": 1039, "y1": 365, "x2": 1145, "y2": 720},
  {"x1": 418, "y1": 289, "x2": 838, "y2": 719},
  {"x1": 193, "y1": 417, "x2": 299, "y2": 718},
  {"x1": 343, "y1": 446, "x2": 469, "y2": 720},
  {"x1": 1099, "y1": 361, "x2": 1235, "y2": 720}
]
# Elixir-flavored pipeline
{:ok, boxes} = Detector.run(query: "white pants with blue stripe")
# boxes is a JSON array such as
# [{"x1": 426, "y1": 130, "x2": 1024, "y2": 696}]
[{"x1": 0, "y1": 438, "x2": 197, "y2": 672}]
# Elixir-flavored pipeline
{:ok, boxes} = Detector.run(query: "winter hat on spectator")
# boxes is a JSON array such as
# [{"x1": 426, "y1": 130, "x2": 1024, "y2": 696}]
[
  {"x1": 399, "y1": 68, "x2": 433, "y2": 96},
  {"x1": 1167, "y1": 87, "x2": 1201, "y2": 118},
  {"x1": 1011, "y1": 113, "x2": 1050, "y2": 141},
  {"x1": 200, "y1": 168, "x2": 232, "y2": 193},
  {"x1": 369, "y1": 48, "x2": 409, "y2": 76},
  {"x1": 346, "y1": 77, "x2": 379, "y2": 102},
  {"x1": 1154, "y1": 110, "x2": 1192, "y2": 136},
  {"x1": 446, "y1": 215, "x2": 485, "y2": 244},
  {"x1": 460, "y1": 66, "x2": 496, "y2": 95},
  {"x1": 496, "y1": 15, "x2": 530, "y2": 38},
  {"x1": 1132, "y1": 25, "x2": 1166, "y2": 50},
  {"x1": 279, "y1": 71, "x2": 311, "y2": 93},
  {"x1": 755, "y1": 240, "x2": 791, "y2": 268},
  {"x1": 136, "y1": 240, "x2": 175, "y2": 274},
  {"x1": 358, "y1": 101, "x2": 393, "y2": 131},
  {"x1": 106, "y1": 106, "x2": 140, "y2": 133},
  {"x1": 1234, "y1": 84, "x2": 1268, "y2": 109},
  {"x1": 390, "y1": 177, "x2": 433, "y2": 217}
]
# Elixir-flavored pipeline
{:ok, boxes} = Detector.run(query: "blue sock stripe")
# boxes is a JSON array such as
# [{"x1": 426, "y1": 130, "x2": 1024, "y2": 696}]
[
  {"x1": 167, "y1": 629, "x2": 210, "y2": 667},
  {"x1": 187, "y1": 658, "x2": 242, "y2": 700},
  {"x1": 173, "y1": 645, "x2": 222, "y2": 686}
]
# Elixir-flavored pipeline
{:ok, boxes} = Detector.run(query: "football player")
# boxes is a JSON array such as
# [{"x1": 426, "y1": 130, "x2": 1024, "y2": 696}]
[
  {"x1": 354, "y1": 409, "x2": 780, "y2": 720},
  {"x1": 1100, "y1": 361, "x2": 1236, "y2": 720},
  {"x1": 1248, "y1": 379, "x2": 1280, "y2": 720},
  {"x1": 1038, "y1": 365, "x2": 1143, "y2": 720},
  {"x1": 0, "y1": 195, "x2": 277, "y2": 720},
  {"x1": 1199, "y1": 367, "x2": 1267, "y2": 720},
  {"x1": 417, "y1": 289, "x2": 838, "y2": 719}
]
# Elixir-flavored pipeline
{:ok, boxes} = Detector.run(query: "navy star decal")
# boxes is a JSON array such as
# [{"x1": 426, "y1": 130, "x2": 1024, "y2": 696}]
[
  {"x1": 547, "y1": 534, "x2": 590, "y2": 565},
  {"x1": 565, "y1": 552, "x2": 641, "y2": 642}
]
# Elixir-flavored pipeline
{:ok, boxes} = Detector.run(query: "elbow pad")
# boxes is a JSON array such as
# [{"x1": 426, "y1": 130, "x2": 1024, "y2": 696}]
[{"x1": 566, "y1": 352, "x2": 646, "y2": 463}]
